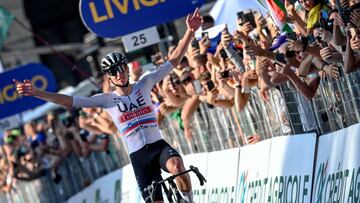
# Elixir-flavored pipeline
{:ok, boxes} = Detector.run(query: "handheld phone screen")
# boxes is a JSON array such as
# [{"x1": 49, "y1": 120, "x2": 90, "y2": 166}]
[{"x1": 206, "y1": 80, "x2": 215, "y2": 91}]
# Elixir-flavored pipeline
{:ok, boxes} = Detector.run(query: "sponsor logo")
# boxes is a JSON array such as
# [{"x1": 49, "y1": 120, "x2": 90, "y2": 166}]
[
  {"x1": 116, "y1": 92, "x2": 146, "y2": 112},
  {"x1": 119, "y1": 106, "x2": 152, "y2": 122},
  {"x1": 236, "y1": 171, "x2": 310, "y2": 202},
  {"x1": 313, "y1": 160, "x2": 360, "y2": 203}
]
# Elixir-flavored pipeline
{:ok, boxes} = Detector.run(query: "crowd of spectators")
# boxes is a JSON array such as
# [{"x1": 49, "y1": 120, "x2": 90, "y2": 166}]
[
  {"x1": 0, "y1": 107, "x2": 116, "y2": 193},
  {"x1": 1, "y1": 0, "x2": 360, "y2": 198},
  {"x1": 146, "y1": 0, "x2": 360, "y2": 145}
]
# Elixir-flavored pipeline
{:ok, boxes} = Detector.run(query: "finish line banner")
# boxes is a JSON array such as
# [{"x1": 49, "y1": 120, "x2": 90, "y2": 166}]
[{"x1": 79, "y1": 0, "x2": 204, "y2": 38}]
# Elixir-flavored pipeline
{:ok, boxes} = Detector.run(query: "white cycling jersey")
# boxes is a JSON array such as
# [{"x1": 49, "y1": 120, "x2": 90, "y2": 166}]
[{"x1": 72, "y1": 61, "x2": 173, "y2": 154}]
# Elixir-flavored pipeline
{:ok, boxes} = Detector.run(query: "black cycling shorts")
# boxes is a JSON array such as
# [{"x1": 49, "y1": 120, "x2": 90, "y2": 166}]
[{"x1": 129, "y1": 139, "x2": 181, "y2": 202}]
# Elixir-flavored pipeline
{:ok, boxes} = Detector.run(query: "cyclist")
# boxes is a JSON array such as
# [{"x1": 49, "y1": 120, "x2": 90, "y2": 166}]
[{"x1": 14, "y1": 8, "x2": 203, "y2": 203}]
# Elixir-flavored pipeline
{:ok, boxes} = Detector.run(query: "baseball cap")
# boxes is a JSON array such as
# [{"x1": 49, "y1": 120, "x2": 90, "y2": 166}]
[{"x1": 268, "y1": 35, "x2": 287, "y2": 52}]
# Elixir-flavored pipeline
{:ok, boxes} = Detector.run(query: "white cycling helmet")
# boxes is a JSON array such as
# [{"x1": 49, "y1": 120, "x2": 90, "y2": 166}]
[{"x1": 100, "y1": 51, "x2": 128, "y2": 74}]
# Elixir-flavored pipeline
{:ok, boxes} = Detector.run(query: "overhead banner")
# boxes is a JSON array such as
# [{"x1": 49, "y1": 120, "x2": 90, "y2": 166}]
[
  {"x1": 312, "y1": 123, "x2": 360, "y2": 203},
  {"x1": 0, "y1": 63, "x2": 57, "y2": 119},
  {"x1": 79, "y1": 0, "x2": 204, "y2": 38}
]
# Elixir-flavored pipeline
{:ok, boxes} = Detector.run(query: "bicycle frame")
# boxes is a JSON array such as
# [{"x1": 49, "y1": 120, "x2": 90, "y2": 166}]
[{"x1": 145, "y1": 165, "x2": 206, "y2": 203}]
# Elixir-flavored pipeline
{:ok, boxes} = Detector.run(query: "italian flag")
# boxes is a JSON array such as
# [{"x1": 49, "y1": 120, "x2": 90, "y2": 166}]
[{"x1": 265, "y1": 0, "x2": 292, "y2": 32}]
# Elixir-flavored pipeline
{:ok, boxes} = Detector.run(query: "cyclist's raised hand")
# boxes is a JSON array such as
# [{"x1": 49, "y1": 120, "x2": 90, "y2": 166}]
[
  {"x1": 13, "y1": 79, "x2": 35, "y2": 96},
  {"x1": 186, "y1": 7, "x2": 203, "y2": 32}
]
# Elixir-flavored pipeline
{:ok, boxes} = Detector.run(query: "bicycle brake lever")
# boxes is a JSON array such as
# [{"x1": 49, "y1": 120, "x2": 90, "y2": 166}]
[
  {"x1": 144, "y1": 189, "x2": 154, "y2": 203},
  {"x1": 190, "y1": 165, "x2": 207, "y2": 186},
  {"x1": 151, "y1": 181, "x2": 158, "y2": 202}
]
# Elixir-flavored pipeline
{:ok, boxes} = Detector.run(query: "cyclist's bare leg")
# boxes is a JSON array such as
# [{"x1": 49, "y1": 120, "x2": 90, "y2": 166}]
[{"x1": 166, "y1": 157, "x2": 192, "y2": 192}]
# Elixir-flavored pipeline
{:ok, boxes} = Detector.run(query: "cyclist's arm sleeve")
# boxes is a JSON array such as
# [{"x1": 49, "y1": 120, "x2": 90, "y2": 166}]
[
  {"x1": 141, "y1": 61, "x2": 173, "y2": 88},
  {"x1": 224, "y1": 46, "x2": 245, "y2": 72},
  {"x1": 72, "y1": 93, "x2": 110, "y2": 108}
]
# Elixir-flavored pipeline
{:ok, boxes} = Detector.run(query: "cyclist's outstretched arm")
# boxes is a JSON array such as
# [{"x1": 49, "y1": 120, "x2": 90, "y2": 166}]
[
  {"x1": 14, "y1": 79, "x2": 73, "y2": 107},
  {"x1": 168, "y1": 8, "x2": 203, "y2": 67},
  {"x1": 14, "y1": 79, "x2": 106, "y2": 108}
]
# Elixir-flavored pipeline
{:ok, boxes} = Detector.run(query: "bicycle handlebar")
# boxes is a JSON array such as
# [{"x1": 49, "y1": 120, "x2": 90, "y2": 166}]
[
  {"x1": 160, "y1": 165, "x2": 206, "y2": 186},
  {"x1": 189, "y1": 165, "x2": 206, "y2": 186}
]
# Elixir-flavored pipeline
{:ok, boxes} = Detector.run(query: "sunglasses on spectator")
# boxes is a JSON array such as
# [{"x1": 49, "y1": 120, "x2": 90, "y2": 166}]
[
  {"x1": 105, "y1": 64, "x2": 127, "y2": 76},
  {"x1": 172, "y1": 78, "x2": 182, "y2": 85},
  {"x1": 181, "y1": 76, "x2": 194, "y2": 85}
]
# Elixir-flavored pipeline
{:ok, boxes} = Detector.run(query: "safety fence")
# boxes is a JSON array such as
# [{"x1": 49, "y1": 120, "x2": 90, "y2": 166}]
[
  {"x1": 163, "y1": 68, "x2": 360, "y2": 155},
  {"x1": 1, "y1": 68, "x2": 360, "y2": 203}
]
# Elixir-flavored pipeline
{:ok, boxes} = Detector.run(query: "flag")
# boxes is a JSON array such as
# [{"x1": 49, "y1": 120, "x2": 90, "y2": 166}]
[
  {"x1": 307, "y1": 3, "x2": 325, "y2": 29},
  {"x1": 0, "y1": 7, "x2": 14, "y2": 49},
  {"x1": 256, "y1": 0, "x2": 269, "y2": 10},
  {"x1": 209, "y1": 0, "x2": 268, "y2": 34},
  {"x1": 265, "y1": 0, "x2": 292, "y2": 32}
]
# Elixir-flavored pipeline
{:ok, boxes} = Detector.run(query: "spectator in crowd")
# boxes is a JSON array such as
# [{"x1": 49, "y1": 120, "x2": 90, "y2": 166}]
[{"x1": 201, "y1": 15, "x2": 215, "y2": 30}]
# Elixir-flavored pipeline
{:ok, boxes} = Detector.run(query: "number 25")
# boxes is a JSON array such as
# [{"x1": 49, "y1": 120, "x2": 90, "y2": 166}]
[{"x1": 132, "y1": 34, "x2": 147, "y2": 46}]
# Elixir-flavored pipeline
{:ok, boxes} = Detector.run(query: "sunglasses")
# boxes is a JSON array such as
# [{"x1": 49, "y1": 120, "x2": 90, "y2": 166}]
[
  {"x1": 170, "y1": 77, "x2": 181, "y2": 85},
  {"x1": 181, "y1": 76, "x2": 193, "y2": 85},
  {"x1": 106, "y1": 64, "x2": 127, "y2": 76}
]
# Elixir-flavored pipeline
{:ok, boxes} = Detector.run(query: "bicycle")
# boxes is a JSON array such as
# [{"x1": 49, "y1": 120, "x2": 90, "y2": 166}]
[{"x1": 144, "y1": 165, "x2": 206, "y2": 203}]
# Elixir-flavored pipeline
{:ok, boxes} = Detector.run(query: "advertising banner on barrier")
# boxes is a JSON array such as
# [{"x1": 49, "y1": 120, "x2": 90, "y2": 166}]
[
  {"x1": 205, "y1": 148, "x2": 240, "y2": 203},
  {"x1": 236, "y1": 139, "x2": 271, "y2": 202},
  {"x1": 312, "y1": 123, "x2": 360, "y2": 203},
  {"x1": 120, "y1": 164, "x2": 143, "y2": 203},
  {"x1": 267, "y1": 134, "x2": 316, "y2": 203},
  {"x1": 182, "y1": 152, "x2": 209, "y2": 202},
  {"x1": 67, "y1": 131, "x2": 360, "y2": 203},
  {"x1": 0, "y1": 63, "x2": 57, "y2": 119},
  {"x1": 79, "y1": 0, "x2": 204, "y2": 38},
  {"x1": 67, "y1": 170, "x2": 123, "y2": 203}
]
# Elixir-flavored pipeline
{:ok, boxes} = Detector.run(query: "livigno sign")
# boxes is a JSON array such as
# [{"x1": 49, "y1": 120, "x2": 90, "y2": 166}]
[{"x1": 79, "y1": 0, "x2": 204, "y2": 38}]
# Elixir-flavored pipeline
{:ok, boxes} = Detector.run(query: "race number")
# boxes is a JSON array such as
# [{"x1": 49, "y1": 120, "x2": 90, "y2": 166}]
[
  {"x1": 132, "y1": 34, "x2": 147, "y2": 47},
  {"x1": 122, "y1": 27, "x2": 160, "y2": 52}
]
